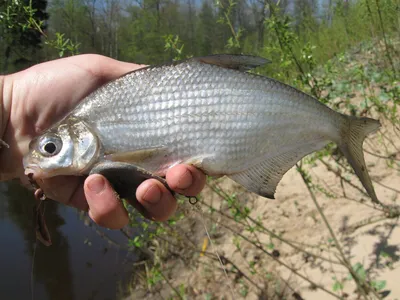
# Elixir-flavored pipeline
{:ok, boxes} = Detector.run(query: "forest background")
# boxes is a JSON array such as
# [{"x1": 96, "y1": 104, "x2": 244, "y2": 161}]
[{"x1": 1, "y1": 0, "x2": 398, "y2": 78}]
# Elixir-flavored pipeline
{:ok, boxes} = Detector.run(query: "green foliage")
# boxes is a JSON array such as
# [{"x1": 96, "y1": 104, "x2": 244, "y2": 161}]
[
  {"x1": 147, "y1": 263, "x2": 163, "y2": 287},
  {"x1": 216, "y1": 0, "x2": 243, "y2": 51},
  {"x1": 238, "y1": 279, "x2": 249, "y2": 296},
  {"x1": 350, "y1": 262, "x2": 367, "y2": 282},
  {"x1": 164, "y1": 34, "x2": 185, "y2": 60},
  {"x1": 332, "y1": 262, "x2": 388, "y2": 294},
  {"x1": 332, "y1": 276, "x2": 344, "y2": 292},
  {"x1": 2, "y1": 0, "x2": 399, "y2": 71},
  {"x1": 0, "y1": 0, "x2": 81, "y2": 72},
  {"x1": 45, "y1": 32, "x2": 80, "y2": 57},
  {"x1": 0, "y1": 0, "x2": 48, "y2": 71},
  {"x1": 370, "y1": 279, "x2": 387, "y2": 292}
]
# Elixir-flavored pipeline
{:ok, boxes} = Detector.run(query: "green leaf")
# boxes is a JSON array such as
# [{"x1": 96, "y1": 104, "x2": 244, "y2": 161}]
[
  {"x1": 380, "y1": 251, "x2": 389, "y2": 258},
  {"x1": 371, "y1": 280, "x2": 386, "y2": 291},
  {"x1": 352, "y1": 262, "x2": 367, "y2": 281},
  {"x1": 332, "y1": 280, "x2": 344, "y2": 292}
]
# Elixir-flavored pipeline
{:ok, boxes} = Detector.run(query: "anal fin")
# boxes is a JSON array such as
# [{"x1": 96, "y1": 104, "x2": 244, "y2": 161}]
[{"x1": 228, "y1": 140, "x2": 328, "y2": 199}]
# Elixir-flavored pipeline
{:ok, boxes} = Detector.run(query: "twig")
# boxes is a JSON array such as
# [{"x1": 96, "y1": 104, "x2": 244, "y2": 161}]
[
  {"x1": 297, "y1": 164, "x2": 381, "y2": 300},
  {"x1": 364, "y1": 149, "x2": 400, "y2": 162},
  {"x1": 203, "y1": 212, "x2": 342, "y2": 299},
  {"x1": 207, "y1": 183, "x2": 343, "y2": 265},
  {"x1": 159, "y1": 270, "x2": 184, "y2": 300}
]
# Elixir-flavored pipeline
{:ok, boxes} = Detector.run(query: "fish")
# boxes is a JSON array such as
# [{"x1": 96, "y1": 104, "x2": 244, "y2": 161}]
[{"x1": 23, "y1": 54, "x2": 381, "y2": 204}]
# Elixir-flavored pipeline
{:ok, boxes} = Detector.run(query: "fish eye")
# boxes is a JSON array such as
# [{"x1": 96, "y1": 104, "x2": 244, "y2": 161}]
[
  {"x1": 39, "y1": 135, "x2": 63, "y2": 157},
  {"x1": 44, "y1": 142, "x2": 57, "y2": 154}
]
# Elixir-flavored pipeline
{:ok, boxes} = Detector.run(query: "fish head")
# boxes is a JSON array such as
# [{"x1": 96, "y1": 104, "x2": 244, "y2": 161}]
[{"x1": 23, "y1": 119, "x2": 100, "y2": 179}]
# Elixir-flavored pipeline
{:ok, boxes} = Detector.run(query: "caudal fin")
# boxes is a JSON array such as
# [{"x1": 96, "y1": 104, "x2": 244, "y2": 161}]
[{"x1": 339, "y1": 116, "x2": 381, "y2": 203}]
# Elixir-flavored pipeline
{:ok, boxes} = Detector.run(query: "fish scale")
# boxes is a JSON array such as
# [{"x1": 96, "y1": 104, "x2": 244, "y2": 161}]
[
  {"x1": 76, "y1": 61, "x2": 334, "y2": 174},
  {"x1": 24, "y1": 55, "x2": 381, "y2": 202}
]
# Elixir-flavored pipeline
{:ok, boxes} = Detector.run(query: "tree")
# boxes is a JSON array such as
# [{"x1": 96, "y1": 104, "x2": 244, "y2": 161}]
[
  {"x1": 198, "y1": 0, "x2": 216, "y2": 55},
  {"x1": 0, "y1": 0, "x2": 49, "y2": 72}
]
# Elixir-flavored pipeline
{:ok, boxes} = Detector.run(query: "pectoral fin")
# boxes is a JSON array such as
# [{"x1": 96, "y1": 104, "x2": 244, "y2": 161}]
[
  {"x1": 105, "y1": 147, "x2": 167, "y2": 164},
  {"x1": 194, "y1": 55, "x2": 270, "y2": 71},
  {"x1": 229, "y1": 140, "x2": 328, "y2": 199},
  {"x1": 89, "y1": 162, "x2": 174, "y2": 218}
]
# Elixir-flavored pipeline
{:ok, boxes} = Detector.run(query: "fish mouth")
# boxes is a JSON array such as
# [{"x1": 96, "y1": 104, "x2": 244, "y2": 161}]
[{"x1": 24, "y1": 165, "x2": 45, "y2": 179}]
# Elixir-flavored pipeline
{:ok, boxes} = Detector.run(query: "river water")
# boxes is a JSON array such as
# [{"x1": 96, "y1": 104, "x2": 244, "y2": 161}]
[{"x1": 0, "y1": 181, "x2": 138, "y2": 300}]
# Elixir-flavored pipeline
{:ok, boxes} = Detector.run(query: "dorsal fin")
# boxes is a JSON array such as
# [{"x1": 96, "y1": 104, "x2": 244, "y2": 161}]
[{"x1": 193, "y1": 55, "x2": 270, "y2": 71}]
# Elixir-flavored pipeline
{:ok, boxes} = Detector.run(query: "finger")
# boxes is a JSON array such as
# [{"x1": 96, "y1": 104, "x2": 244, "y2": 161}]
[
  {"x1": 136, "y1": 179, "x2": 177, "y2": 221},
  {"x1": 65, "y1": 54, "x2": 145, "y2": 85},
  {"x1": 36, "y1": 175, "x2": 88, "y2": 211},
  {"x1": 166, "y1": 164, "x2": 206, "y2": 196},
  {"x1": 84, "y1": 174, "x2": 129, "y2": 229}
]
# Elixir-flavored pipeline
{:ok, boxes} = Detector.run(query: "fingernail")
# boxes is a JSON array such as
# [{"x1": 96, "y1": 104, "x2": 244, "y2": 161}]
[
  {"x1": 142, "y1": 184, "x2": 161, "y2": 204},
  {"x1": 87, "y1": 176, "x2": 106, "y2": 194},
  {"x1": 177, "y1": 169, "x2": 193, "y2": 190}
]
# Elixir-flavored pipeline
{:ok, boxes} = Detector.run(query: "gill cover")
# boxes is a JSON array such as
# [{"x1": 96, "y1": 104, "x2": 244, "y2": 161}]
[{"x1": 23, "y1": 119, "x2": 100, "y2": 178}]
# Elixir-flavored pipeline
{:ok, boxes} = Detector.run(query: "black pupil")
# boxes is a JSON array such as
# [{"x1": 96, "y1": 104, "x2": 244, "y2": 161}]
[{"x1": 44, "y1": 142, "x2": 57, "y2": 154}]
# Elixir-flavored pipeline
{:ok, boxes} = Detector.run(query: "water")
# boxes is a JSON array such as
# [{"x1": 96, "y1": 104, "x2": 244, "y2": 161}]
[{"x1": 0, "y1": 181, "x2": 139, "y2": 300}]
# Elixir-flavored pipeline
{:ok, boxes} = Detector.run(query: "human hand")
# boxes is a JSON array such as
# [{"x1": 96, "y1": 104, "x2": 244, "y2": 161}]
[{"x1": 0, "y1": 54, "x2": 206, "y2": 228}]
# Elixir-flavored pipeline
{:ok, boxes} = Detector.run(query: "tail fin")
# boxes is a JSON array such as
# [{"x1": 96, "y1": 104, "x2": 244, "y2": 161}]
[{"x1": 339, "y1": 116, "x2": 381, "y2": 203}]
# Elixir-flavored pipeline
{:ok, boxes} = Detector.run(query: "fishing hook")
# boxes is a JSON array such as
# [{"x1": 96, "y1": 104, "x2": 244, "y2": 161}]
[
  {"x1": 188, "y1": 196, "x2": 199, "y2": 205},
  {"x1": 28, "y1": 173, "x2": 48, "y2": 201}
]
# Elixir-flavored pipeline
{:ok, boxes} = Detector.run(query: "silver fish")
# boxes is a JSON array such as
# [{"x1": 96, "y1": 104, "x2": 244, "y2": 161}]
[{"x1": 23, "y1": 55, "x2": 381, "y2": 202}]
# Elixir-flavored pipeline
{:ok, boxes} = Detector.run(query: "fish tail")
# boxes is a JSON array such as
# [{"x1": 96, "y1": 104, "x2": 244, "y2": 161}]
[{"x1": 339, "y1": 116, "x2": 381, "y2": 203}]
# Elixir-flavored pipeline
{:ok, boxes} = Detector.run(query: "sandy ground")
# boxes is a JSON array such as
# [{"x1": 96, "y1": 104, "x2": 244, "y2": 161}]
[{"x1": 126, "y1": 117, "x2": 399, "y2": 300}]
